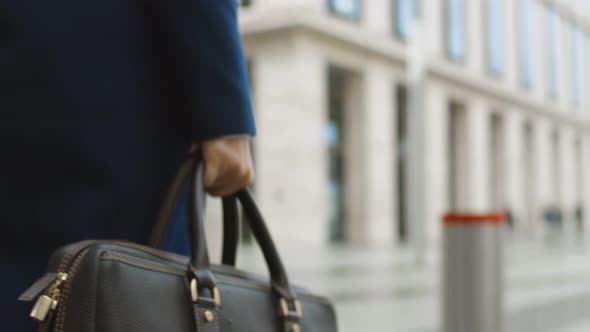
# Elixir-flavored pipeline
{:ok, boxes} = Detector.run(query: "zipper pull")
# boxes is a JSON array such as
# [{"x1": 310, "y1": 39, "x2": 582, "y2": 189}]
[
  {"x1": 30, "y1": 295, "x2": 54, "y2": 322},
  {"x1": 29, "y1": 273, "x2": 68, "y2": 322}
]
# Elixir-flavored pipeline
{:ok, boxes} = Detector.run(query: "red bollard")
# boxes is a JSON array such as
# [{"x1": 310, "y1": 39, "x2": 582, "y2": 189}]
[{"x1": 442, "y1": 213, "x2": 506, "y2": 332}]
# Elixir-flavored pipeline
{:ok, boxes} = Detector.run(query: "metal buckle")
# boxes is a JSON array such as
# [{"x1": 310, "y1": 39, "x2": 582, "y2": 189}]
[
  {"x1": 190, "y1": 278, "x2": 221, "y2": 306},
  {"x1": 280, "y1": 298, "x2": 302, "y2": 318}
]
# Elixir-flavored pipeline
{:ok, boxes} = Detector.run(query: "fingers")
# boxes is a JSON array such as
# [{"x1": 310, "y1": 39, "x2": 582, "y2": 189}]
[{"x1": 201, "y1": 136, "x2": 254, "y2": 197}]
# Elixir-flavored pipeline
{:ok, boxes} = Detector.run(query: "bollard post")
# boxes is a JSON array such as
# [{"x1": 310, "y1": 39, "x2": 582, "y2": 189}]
[{"x1": 442, "y1": 213, "x2": 505, "y2": 332}]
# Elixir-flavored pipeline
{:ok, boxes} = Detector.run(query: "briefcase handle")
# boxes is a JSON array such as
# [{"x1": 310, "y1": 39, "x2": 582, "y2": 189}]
[
  {"x1": 148, "y1": 179, "x2": 240, "y2": 267},
  {"x1": 152, "y1": 156, "x2": 303, "y2": 328}
]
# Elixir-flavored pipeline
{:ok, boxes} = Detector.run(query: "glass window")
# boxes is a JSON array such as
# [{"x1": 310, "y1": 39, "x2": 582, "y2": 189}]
[
  {"x1": 518, "y1": 0, "x2": 533, "y2": 88},
  {"x1": 546, "y1": 6, "x2": 559, "y2": 97},
  {"x1": 485, "y1": 0, "x2": 503, "y2": 75},
  {"x1": 571, "y1": 24, "x2": 581, "y2": 106},
  {"x1": 327, "y1": 67, "x2": 348, "y2": 242},
  {"x1": 328, "y1": 0, "x2": 361, "y2": 21},
  {"x1": 395, "y1": 0, "x2": 418, "y2": 41},
  {"x1": 396, "y1": 85, "x2": 409, "y2": 242},
  {"x1": 445, "y1": 0, "x2": 466, "y2": 62}
]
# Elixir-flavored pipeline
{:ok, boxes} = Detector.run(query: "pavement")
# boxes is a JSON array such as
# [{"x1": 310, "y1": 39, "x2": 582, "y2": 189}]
[{"x1": 233, "y1": 232, "x2": 590, "y2": 332}]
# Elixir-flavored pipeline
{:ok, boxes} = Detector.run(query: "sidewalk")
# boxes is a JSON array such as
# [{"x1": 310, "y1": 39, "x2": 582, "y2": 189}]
[{"x1": 235, "y1": 235, "x2": 590, "y2": 332}]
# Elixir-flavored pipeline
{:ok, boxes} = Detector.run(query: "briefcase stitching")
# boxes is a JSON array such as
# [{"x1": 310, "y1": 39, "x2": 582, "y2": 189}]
[{"x1": 101, "y1": 252, "x2": 186, "y2": 276}]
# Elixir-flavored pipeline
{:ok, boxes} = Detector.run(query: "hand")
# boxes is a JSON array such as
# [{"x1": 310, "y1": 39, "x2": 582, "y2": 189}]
[{"x1": 192, "y1": 136, "x2": 254, "y2": 197}]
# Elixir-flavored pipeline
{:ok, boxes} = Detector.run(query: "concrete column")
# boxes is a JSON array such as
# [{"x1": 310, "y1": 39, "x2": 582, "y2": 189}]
[
  {"x1": 582, "y1": 134, "x2": 590, "y2": 233},
  {"x1": 252, "y1": 35, "x2": 328, "y2": 248},
  {"x1": 340, "y1": 73, "x2": 366, "y2": 244},
  {"x1": 467, "y1": 0, "x2": 484, "y2": 74},
  {"x1": 532, "y1": 119, "x2": 552, "y2": 237},
  {"x1": 585, "y1": 36, "x2": 590, "y2": 114},
  {"x1": 363, "y1": 0, "x2": 392, "y2": 37},
  {"x1": 573, "y1": 135, "x2": 584, "y2": 234},
  {"x1": 362, "y1": 63, "x2": 396, "y2": 244},
  {"x1": 465, "y1": 99, "x2": 492, "y2": 211},
  {"x1": 503, "y1": 0, "x2": 518, "y2": 88},
  {"x1": 521, "y1": 120, "x2": 537, "y2": 235},
  {"x1": 340, "y1": 65, "x2": 395, "y2": 245},
  {"x1": 558, "y1": 127, "x2": 577, "y2": 236},
  {"x1": 424, "y1": 81, "x2": 449, "y2": 242},
  {"x1": 503, "y1": 111, "x2": 525, "y2": 230}
]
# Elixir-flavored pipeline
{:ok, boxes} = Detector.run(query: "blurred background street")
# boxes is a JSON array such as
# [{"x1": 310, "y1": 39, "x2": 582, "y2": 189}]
[
  {"x1": 236, "y1": 235, "x2": 590, "y2": 332},
  {"x1": 210, "y1": 1, "x2": 590, "y2": 331}
]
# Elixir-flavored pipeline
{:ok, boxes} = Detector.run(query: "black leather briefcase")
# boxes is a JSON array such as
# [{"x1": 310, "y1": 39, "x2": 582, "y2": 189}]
[{"x1": 19, "y1": 157, "x2": 338, "y2": 332}]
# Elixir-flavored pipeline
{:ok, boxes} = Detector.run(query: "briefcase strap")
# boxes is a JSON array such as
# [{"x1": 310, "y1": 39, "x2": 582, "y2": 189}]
[
  {"x1": 158, "y1": 156, "x2": 303, "y2": 331},
  {"x1": 148, "y1": 167, "x2": 240, "y2": 267},
  {"x1": 192, "y1": 296, "x2": 220, "y2": 332}
]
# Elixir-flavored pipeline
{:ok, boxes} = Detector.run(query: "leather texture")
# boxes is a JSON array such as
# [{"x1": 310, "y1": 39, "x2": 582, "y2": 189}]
[{"x1": 22, "y1": 156, "x2": 337, "y2": 332}]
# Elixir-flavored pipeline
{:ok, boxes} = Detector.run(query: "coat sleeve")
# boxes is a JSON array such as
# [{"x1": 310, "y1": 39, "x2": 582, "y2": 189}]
[{"x1": 147, "y1": 0, "x2": 256, "y2": 141}]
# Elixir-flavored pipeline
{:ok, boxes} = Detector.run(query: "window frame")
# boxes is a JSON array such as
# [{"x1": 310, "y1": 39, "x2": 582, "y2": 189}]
[
  {"x1": 444, "y1": 0, "x2": 467, "y2": 63},
  {"x1": 484, "y1": 0, "x2": 504, "y2": 78},
  {"x1": 546, "y1": 5, "x2": 560, "y2": 98},
  {"x1": 394, "y1": 0, "x2": 420, "y2": 42},
  {"x1": 516, "y1": 0, "x2": 533, "y2": 90},
  {"x1": 327, "y1": 0, "x2": 362, "y2": 22},
  {"x1": 570, "y1": 23, "x2": 581, "y2": 107}
]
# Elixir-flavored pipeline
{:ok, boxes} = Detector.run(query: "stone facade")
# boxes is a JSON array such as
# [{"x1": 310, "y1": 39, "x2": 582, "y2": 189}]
[{"x1": 204, "y1": 0, "x2": 590, "y2": 251}]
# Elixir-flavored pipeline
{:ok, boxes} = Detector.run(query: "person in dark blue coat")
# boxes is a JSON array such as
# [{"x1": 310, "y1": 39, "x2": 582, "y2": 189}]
[{"x1": 0, "y1": 0, "x2": 255, "y2": 330}]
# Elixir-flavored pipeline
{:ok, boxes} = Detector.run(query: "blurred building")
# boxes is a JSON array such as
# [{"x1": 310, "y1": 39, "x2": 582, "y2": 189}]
[{"x1": 232, "y1": 0, "x2": 590, "y2": 248}]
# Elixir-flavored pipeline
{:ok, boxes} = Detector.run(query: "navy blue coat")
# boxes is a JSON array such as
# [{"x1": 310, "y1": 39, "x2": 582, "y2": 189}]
[{"x1": 0, "y1": 0, "x2": 255, "y2": 330}]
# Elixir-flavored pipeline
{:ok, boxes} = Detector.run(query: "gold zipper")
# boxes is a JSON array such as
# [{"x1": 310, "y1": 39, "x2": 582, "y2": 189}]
[
  {"x1": 29, "y1": 272, "x2": 68, "y2": 321},
  {"x1": 53, "y1": 248, "x2": 91, "y2": 332},
  {"x1": 27, "y1": 241, "x2": 98, "y2": 328}
]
